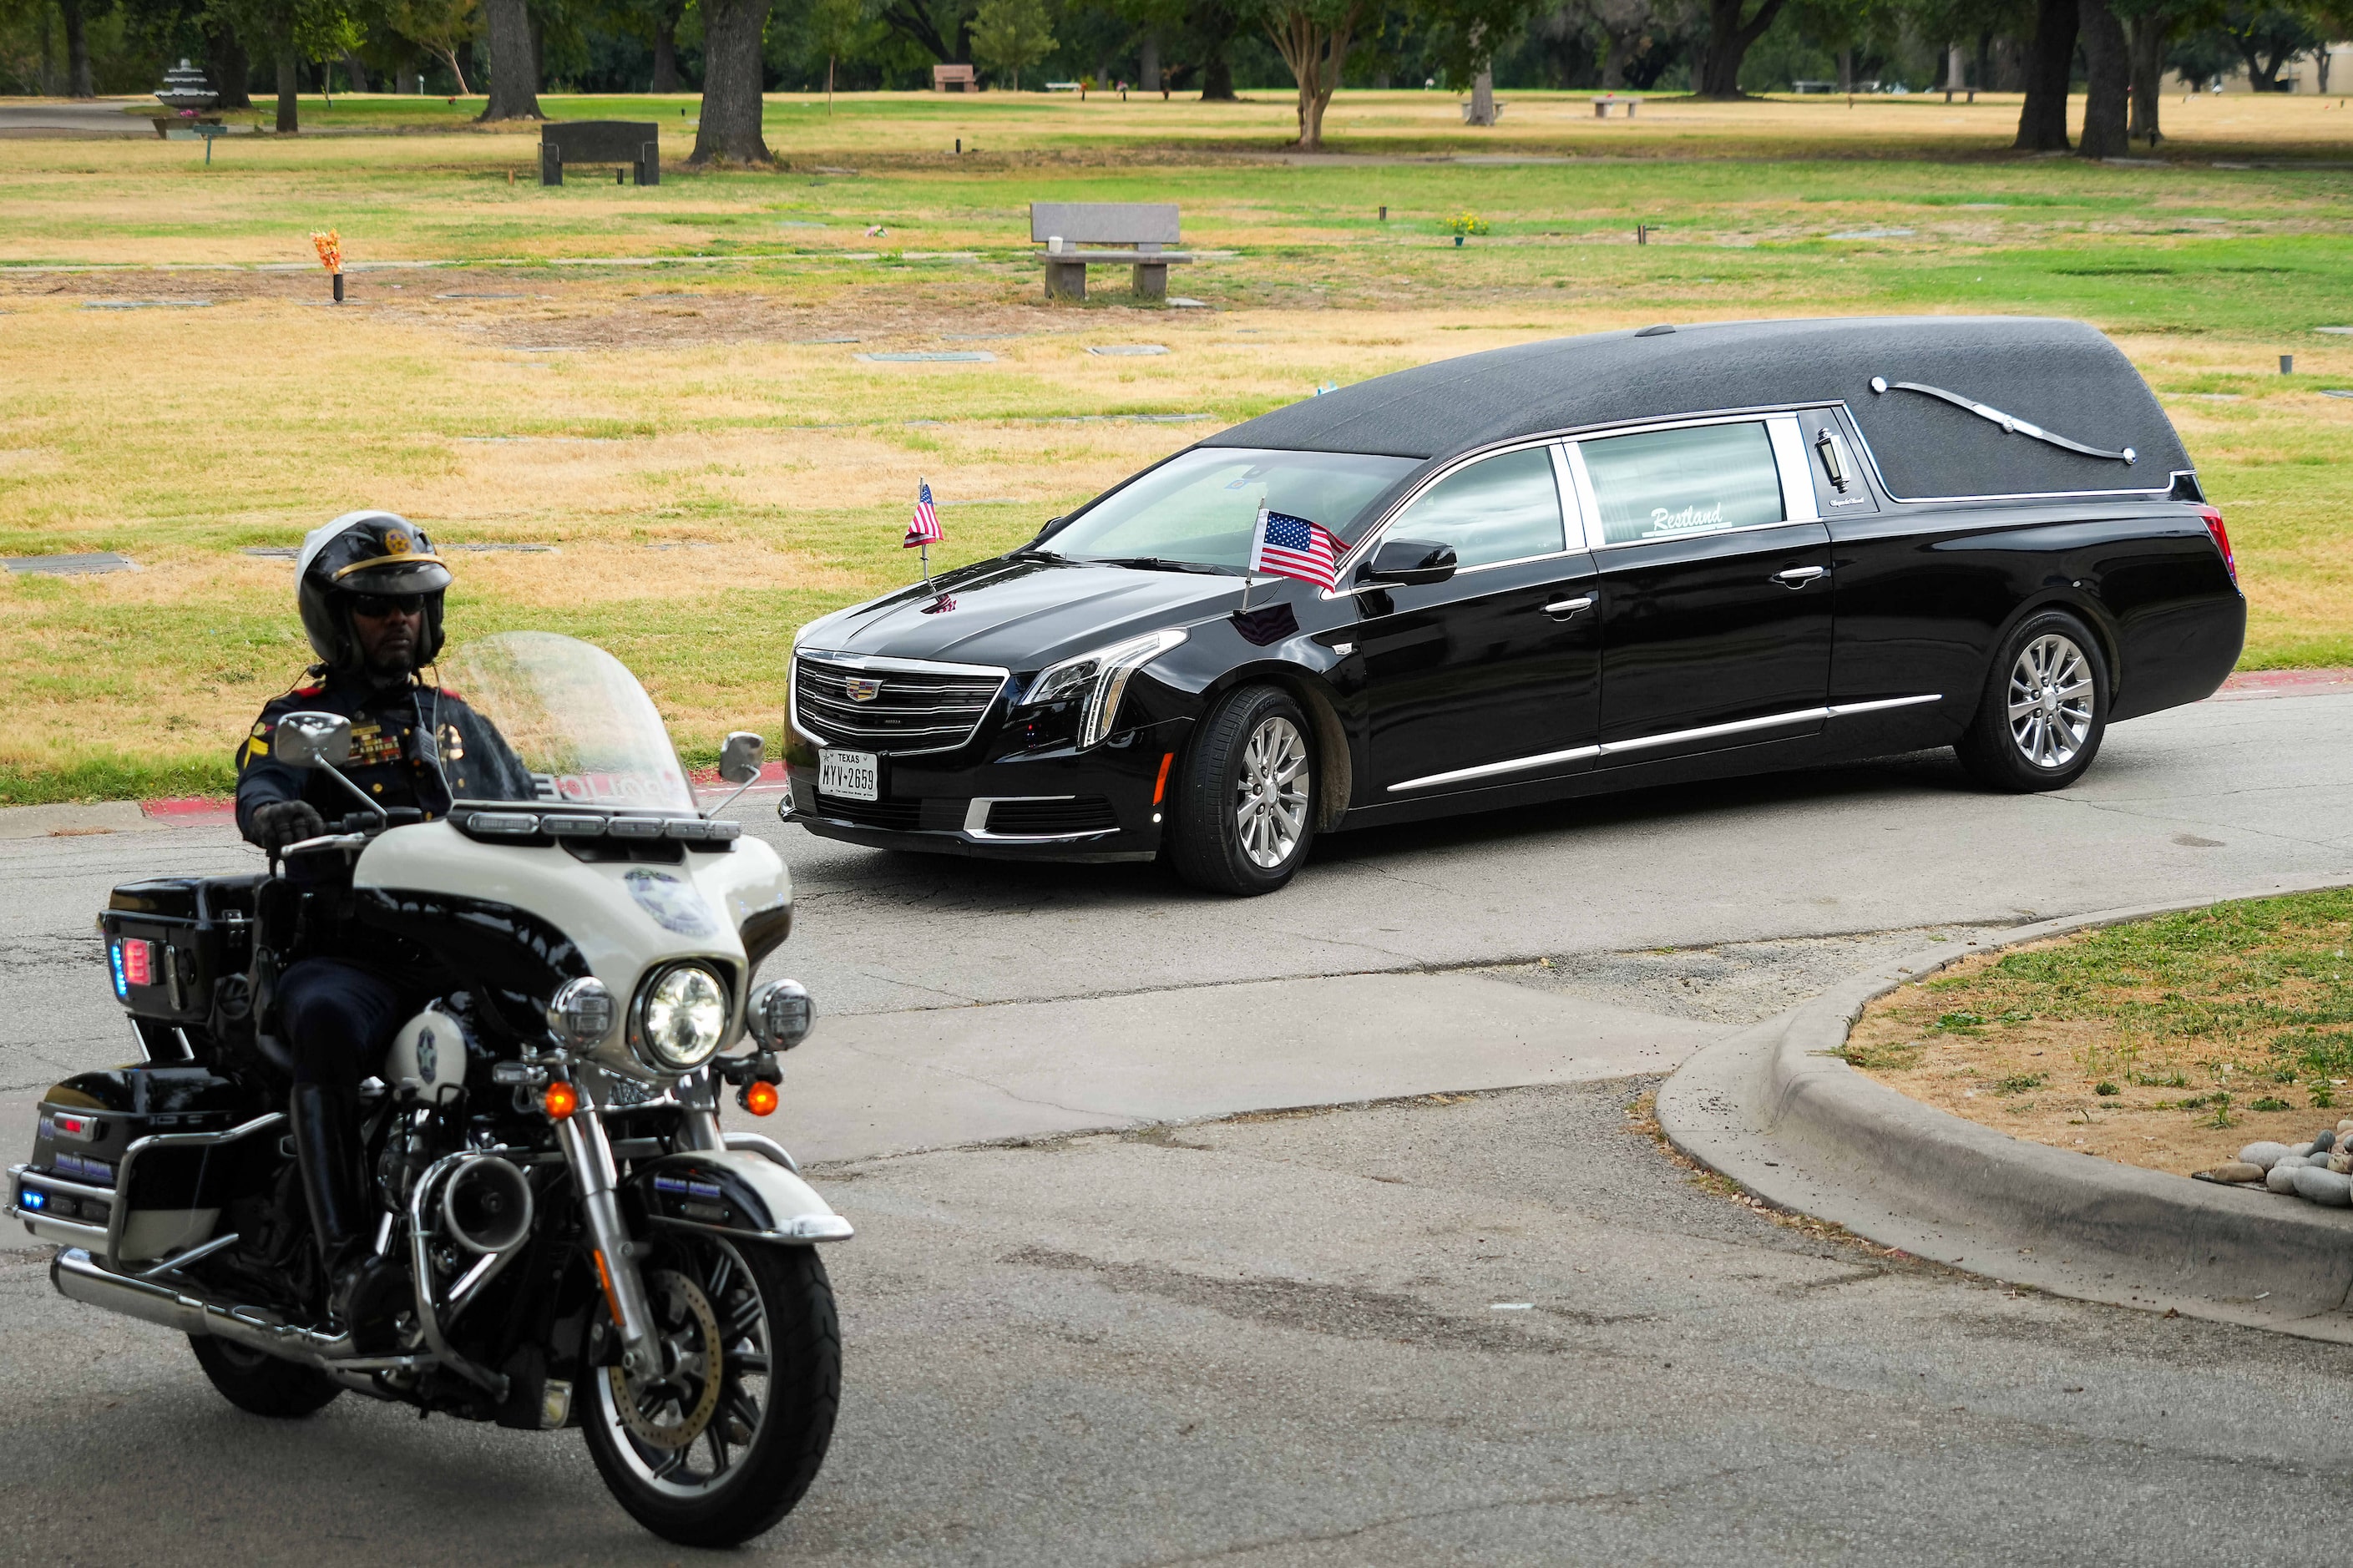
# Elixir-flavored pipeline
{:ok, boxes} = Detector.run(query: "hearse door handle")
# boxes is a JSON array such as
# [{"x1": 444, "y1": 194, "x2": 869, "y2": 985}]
[
  {"x1": 1544, "y1": 595, "x2": 1595, "y2": 619},
  {"x1": 1772, "y1": 566, "x2": 1827, "y2": 588}
]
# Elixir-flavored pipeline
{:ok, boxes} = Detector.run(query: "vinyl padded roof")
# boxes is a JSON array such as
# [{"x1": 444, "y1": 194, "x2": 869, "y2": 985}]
[{"x1": 1203, "y1": 316, "x2": 2190, "y2": 500}]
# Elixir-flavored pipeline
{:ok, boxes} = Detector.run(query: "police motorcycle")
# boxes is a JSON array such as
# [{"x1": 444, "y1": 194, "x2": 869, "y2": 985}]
[{"x1": 4, "y1": 631, "x2": 845, "y2": 1549}]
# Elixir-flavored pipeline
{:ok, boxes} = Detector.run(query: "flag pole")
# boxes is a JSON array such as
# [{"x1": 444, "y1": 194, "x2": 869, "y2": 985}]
[{"x1": 1242, "y1": 503, "x2": 1264, "y2": 614}]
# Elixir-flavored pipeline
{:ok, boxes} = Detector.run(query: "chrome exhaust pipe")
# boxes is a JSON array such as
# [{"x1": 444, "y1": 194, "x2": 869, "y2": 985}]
[{"x1": 52, "y1": 1247, "x2": 358, "y2": 1363}]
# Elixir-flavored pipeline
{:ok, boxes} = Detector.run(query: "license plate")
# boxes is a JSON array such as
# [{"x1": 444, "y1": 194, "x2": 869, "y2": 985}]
[{"x1": 817, "y1": 748, "x2": 878, "y2": 803}]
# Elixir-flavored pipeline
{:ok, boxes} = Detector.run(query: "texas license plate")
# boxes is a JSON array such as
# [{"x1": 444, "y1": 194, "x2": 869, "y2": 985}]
[{"x1": 817, "y1": 748, "x2": 878, "y2": 802}]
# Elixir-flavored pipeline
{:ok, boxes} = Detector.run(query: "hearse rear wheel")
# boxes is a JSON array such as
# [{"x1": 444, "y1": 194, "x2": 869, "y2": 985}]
[
  {"x1": 1168, "y1": 685, "x2": 1317, "y2": 896},
  {"x1": 1955, "y1": 609, "x2": 2109, "y2": 793}
]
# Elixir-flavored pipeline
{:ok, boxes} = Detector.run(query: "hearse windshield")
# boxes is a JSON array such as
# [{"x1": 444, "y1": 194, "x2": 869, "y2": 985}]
[{"x1": 1043, "y1": 447, "x2": 1420, "y2": 571}]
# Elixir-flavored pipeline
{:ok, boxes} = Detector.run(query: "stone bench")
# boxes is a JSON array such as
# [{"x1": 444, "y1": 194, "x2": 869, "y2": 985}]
[
  {"x1": 1591, "y1": 95, "x2": 1639, "y2": 117},
  {"x1": 933, "y1": 63, "x2": 976, "y2": 92},
  {"x1": 540, "y1": 120, "x2": 659, "y2": 186},
  {"x1": 1031, "y1": 201, "x2": 1193, "y2": 302}
]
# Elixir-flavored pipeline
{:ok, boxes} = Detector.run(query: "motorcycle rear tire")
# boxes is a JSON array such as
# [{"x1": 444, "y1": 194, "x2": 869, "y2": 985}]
[
  {"x1": 189, "y1": 1333, "x2": 343, "y2": 1418},
  {"x1": 581, "y1": 1239, "x2": 840, "y2": 1548}
]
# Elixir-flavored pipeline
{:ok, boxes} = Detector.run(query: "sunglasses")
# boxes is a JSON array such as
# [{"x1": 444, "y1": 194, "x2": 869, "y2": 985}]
[{"x1": 349, "y1": 594, "x2": 426, "y2": 620}]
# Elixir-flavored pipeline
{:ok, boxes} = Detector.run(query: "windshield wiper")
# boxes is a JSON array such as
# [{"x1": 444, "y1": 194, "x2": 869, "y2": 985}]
[
  {"x1": 1014, "y1": 547, "x2": 1065, "y2": 561},
  {"x1": 1091, "y1": 556, "x2": 1236, "y2": 575}
]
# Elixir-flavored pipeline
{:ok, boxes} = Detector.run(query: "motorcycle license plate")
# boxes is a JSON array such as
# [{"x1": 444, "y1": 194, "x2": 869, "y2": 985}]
[{"x1": 818, "y1": 748, "x2": 878, "y2": 802}]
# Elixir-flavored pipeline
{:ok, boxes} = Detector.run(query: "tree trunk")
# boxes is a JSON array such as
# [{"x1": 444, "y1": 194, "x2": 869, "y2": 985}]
[
  {"x1": 1265, "y1": 3, "x2": 1359, "y2": 149},
  {"x1": 2013, "y1": 0, "x2": 2077, "y2": 149},
  {"x1": 2077, "y1": 0, "x2": 2128, "y2": 158},
  {"x1": 276, "y1": 48, "x2": 300, "y2": 131},
  {"x1": 478, "y1": 0, "x2": 543, "y2": 119},
  {"x1": 1202, "y1": 53, "x2": 1233, "y2": 98},
  {"x1": 61, "y1": 0, "x2": 92, "y2": 97},
  {"x1": 344, "y1": 52, "x2": 371, "y2": 91},
  {"x1": 691, "y1": 0, "x2": 775, "y2": 162},
  {"x1": 1698, "y1": 0, "x2": 1787, "y2": 98},
  {"x1": 1469, "y1": 66, "x2": 1495, "y2": 123},
  {"x1": 651, "y1": 0, "x2": 684, "y2": 92},
  {"x1": 205, "y1": 23, "x2": 252, "y2": 109},
  {"x1": 1140, "y1": 32, "x2": 1160, "y2": 90},
  {"x1": 1602, "y1": 33, "x2": 1627, "y2": 89},
  {"x1": 2126, "y1": 13, "x2": 2166, "y2": 143}
]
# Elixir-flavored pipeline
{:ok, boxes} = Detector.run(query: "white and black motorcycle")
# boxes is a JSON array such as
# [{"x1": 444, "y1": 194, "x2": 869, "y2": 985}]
[{"x1": 5, "y1": 632, "x2": 846, "y2": 1547}]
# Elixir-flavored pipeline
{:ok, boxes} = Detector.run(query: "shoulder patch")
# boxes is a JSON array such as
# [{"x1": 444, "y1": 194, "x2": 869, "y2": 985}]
[{"x1": 438, "y1": 686, "x2": 464, "y2": 702}]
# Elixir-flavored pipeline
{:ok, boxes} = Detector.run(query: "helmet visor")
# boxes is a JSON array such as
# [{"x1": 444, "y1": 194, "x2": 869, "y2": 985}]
[{"x1": 332, "y1": 556, "x2": 452, "y2": 595}]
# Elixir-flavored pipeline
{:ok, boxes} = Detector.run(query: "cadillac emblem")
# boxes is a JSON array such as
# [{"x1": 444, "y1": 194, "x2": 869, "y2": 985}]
[{"x1": 843, "y1": 676, "x2": 883, "y2": 703}]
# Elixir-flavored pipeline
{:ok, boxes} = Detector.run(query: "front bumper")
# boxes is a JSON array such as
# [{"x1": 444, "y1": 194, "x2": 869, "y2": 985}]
[{"x1": 782, "y1": 718, "x2": 1188, "y2": 863}]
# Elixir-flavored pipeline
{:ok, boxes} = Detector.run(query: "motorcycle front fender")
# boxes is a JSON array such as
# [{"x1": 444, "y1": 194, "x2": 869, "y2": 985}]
[{"x1": 628, "y1": 1149, "x2": 853, "y2": 1247}]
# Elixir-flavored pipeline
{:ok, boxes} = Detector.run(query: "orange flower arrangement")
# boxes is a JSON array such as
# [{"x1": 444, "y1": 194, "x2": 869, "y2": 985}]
[{"x1": 310, "y1": 230, "x2": 342, "y2": 274}]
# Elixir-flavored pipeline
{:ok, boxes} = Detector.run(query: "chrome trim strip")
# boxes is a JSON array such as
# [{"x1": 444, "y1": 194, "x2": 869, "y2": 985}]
[
  {"x1": 1768, "y1": 413, "x2": 1821, "y2": 524},
  {"x1": 961, "y1": 795, "x2": 1119, "y2": 842},
  {"x1": 1384, "y1": 694, "x2": 1943, "y2": 793},
  {"x1": 1871, "y1": 377, "x2": 2137, "y2": 465},
  {"x1": 795, "y1": 650, "x2": 1011, "y2": 679},
  {"x1": 1388, "y1": 744, "x2": 1602, "y2": 793},
  {"x1": 1826, "y1": 693, "x2": 1943, "y2": 718}
]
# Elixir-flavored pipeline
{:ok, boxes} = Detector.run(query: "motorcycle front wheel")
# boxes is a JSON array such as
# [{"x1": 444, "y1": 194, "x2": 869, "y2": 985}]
[{"x1": 580, "y1": 1233, "x2": 840, "y2": 1548}]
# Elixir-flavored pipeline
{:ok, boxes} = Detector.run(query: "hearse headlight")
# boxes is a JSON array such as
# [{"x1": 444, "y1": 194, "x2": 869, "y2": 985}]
[
  {"x1": 1020, "y1": 628, "x2": 1187, "y2": 749},
  {"x1": 631, "y1": 962, "x2": 730, "y2": 1071}
]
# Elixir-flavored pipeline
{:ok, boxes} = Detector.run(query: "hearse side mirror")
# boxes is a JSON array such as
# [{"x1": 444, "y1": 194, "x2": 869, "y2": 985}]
[
  {"x1": 718, "y1": 731, "x2": 767, "y2": 785},
  {"x1": 272, "y1": 711, "x2": 352, "y2": 770},
  {"x1": 1361, "y1": 539, "x2": 1458, "y2": 587}
]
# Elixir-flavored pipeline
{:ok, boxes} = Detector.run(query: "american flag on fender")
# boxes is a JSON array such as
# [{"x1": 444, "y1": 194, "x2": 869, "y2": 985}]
[
  {"x1": 903, "y1": 478, "x2": 943, "y2": 548},
  {"x1": 1248, "y1": 508, "x2": 1339, "y2": 591}
]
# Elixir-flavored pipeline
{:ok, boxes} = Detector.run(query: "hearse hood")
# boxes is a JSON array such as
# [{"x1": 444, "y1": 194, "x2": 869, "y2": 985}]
[{"x1": 795, "y1": 558, "x2": 1241, "y2": 673}]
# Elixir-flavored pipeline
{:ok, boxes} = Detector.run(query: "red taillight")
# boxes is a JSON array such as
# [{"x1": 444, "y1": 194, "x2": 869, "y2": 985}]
[
  {"x1": 2200, "y1": 505, "x2": 2237, "y2": 586},
  {"x1": 119, "y1": 938, "x2": 154, "y2": 988}
]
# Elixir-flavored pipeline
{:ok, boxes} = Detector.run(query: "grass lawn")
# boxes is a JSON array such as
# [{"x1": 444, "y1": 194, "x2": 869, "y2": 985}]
[
  {"x1": 2, "y1": 89, "x2": 2348, "y2": 802},
  {"x1": 1848, "y1": 888, "x2": 2353, "y2": 1176}
]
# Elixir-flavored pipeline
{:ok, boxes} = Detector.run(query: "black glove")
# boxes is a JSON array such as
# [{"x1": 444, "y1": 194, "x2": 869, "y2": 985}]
[{"x1": 252, "y1": 800, "x2": 327, "y2": 852}]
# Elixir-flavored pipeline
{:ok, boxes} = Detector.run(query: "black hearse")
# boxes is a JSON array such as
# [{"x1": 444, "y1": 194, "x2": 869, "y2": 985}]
[{"x1": 783, "y1": 316, "x2": 2244, "y2": 894}]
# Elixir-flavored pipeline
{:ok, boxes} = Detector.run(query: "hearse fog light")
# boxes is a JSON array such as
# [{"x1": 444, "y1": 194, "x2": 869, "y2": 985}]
[
  {"x1": 746, "y1": 978, "x2": 816, "y2": 1052},
  {"x1": 1020, "y1": 627, "x2": 1187, "y2": 749},
  {"x1": 634, "y1": 962, "x2": 730, "y2": 1070},
  {"x1": 546, "y1": 977, "x2": 616, "y2": 1049}
]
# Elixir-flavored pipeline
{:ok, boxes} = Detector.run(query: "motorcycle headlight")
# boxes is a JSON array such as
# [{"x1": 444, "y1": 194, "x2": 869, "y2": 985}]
[
  {"x1": 746, "y1": 978, "x2": 815, "y2": 1052},
  {"x1": 545, "y1": 977, "x2": 615, "y2": 1050},
  {"x1": 1019, "y1": 628, "x2": 1187, "y2": 749},
  {"x1": 631, "y1": 962, "x2": 730, "y2": 1071}
]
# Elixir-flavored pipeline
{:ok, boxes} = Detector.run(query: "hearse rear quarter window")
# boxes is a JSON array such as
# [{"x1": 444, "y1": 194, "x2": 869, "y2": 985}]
[
  {"x1": 1386, "y1": 446, "x2": 1566, "y2": 569},
  {"x1": 1581, "y1": 421, "x2": 1785, "y2": 546}
]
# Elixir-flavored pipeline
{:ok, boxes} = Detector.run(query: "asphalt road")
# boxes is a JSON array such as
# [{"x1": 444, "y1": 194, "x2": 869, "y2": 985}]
[{"x1": 2, "y1": 688, "x2": 2350, "y2": 1563}]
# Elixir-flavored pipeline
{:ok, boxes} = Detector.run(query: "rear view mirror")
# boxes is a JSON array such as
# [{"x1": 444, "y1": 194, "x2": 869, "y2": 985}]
[
  {"x1": 718, "y1": 731, "x2": 767, "y2": 785},
  {"x1": 1362, "y1": 539, "x2": 1458, "y2": 587},
  {"x1": 273, "y1": 711, "x2": 352, "y2": 770}
]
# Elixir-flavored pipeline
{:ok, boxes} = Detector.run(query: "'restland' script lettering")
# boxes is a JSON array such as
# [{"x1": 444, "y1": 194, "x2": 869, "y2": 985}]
[{"x1": 1647, "y1": 502, "x2": 1725, "y2": 535}]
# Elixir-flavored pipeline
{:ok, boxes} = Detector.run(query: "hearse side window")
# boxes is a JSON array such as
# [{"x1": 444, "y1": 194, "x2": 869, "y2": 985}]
[
  {"x1": 1579, "y1": 421, "x2": 1785, "y2": 546},
  {"x1": 1384, "y1": 446, "x2": 1566, "y2": 569}
]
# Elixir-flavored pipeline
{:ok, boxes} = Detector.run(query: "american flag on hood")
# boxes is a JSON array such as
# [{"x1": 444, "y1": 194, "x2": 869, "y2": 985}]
[
  {"x1": 904, "y1": 478, "x2": 942, "y2": 547},
  {"x1": 1248, "y1": 508, "x2": 1339, "y2": 591}
]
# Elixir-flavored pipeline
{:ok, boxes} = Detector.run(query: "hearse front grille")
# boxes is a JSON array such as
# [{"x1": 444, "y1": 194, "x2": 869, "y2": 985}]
[{"x1": 793, "y1": 655, "x2": 1009, "y2": 756}]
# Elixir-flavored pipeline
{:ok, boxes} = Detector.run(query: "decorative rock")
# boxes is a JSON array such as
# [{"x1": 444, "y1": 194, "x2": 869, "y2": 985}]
[
  {"x1": 2294, "y1": 1166, "x2": 2353, "y2": 1206},
  {"x1": 2330, "y1": 1151, "x2": 2352, "y2": 1175},
  {"x1": 2292, "y1": 1142, "x2": 2316, "y2": 1157},
  {"x1": 2239, "y1": 1141, "x2": 2292, "y2": 1170},
  {"x1": 2338, "y1": 1119, "x2": 2353, "y2": 1134},
  {"x1": 2207, "y1": 1161, "x2": 2265, "y2": 1183},
  {"x1": 2269, "y1": 1163, "x2": 2303, "y2": 1193},
  {"x1": 2316, "y1": 1130, "x2": 2337, "y2": 1153}
]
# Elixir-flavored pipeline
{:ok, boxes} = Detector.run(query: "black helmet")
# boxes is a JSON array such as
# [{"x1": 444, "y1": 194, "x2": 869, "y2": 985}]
[{"x1": 294, "y1": 510, "x2": 453, "y2": 672}]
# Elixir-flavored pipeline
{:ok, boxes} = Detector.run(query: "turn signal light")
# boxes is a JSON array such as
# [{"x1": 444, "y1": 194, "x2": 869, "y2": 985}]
[
  {"x1": 542, "y1": 1081, "x2": 579, "y2": 1120},
  {"x1": 741, "y1": 1080, "x2": 779, "y2": 1117}
]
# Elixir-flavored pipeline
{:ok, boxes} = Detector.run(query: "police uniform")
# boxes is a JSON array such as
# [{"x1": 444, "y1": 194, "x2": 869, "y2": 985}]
[{"x1": 234, "y1": 668, "x2": 536, "y2": 841}]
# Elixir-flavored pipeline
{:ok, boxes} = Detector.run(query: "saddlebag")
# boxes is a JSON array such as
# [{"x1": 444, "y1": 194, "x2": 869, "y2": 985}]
[
  {"x1": 99, "y1": 875, "x2": 265, "y2": 1034},
  {"x1": 8, "y1": 1066, "x2": 277, "y2": 1262}
]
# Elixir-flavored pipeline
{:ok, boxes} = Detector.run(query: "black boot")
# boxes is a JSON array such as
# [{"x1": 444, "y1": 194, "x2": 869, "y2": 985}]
[{"x1": 290, "y1": 1082, "x2": 402, "y2": 1351}]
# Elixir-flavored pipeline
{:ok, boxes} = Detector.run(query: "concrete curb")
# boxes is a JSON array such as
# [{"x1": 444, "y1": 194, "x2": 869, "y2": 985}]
[{"x1": 1656, "y1": 873, "x2": 2353, "y2": 1343}]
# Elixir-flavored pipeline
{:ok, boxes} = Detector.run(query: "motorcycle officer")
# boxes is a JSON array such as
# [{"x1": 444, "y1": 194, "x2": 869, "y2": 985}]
[{"x1": 235, "y1": 510, "x2": 531, "y2": 1337}]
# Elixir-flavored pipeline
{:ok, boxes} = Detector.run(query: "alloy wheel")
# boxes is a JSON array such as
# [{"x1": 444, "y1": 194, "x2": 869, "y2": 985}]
[
  {"x1": 1232, "y1": 715, "x2": 1310, "y2": 870},
  {"x1": 595, "y1": 1240, "x2": 772, "y2": 1497},
  {"x1": 2006, "y1": 632, "x2": 2095, "y2": 770}
]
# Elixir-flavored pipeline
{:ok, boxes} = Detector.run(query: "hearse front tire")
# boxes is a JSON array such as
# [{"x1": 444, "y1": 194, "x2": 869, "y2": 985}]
[
  {"x1": 1167, "y1": 685, "x2": 1317, "y2": 896},
  {"x1": 1955, "y1": 609, "x2": 2110, "y2": 793}
]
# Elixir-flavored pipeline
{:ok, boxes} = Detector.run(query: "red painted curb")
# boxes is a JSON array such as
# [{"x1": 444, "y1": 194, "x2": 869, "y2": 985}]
[
  {"x1": 2214, "y1": 668, "x2": 2353, "y2": 700},
  {"x1": 139, "y1": 797, "x2": 236, "y2": 820}
]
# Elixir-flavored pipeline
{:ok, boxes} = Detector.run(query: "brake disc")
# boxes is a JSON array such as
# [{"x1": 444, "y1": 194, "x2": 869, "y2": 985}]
[{"x1": 606, "y1": 1268, "x2": 725, "y2": 1452}]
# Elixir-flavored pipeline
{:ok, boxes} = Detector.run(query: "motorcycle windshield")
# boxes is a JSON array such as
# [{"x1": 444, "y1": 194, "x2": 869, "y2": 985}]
[{"x1": 436, "y1": 632, "x2": 696, "y2": 812}]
